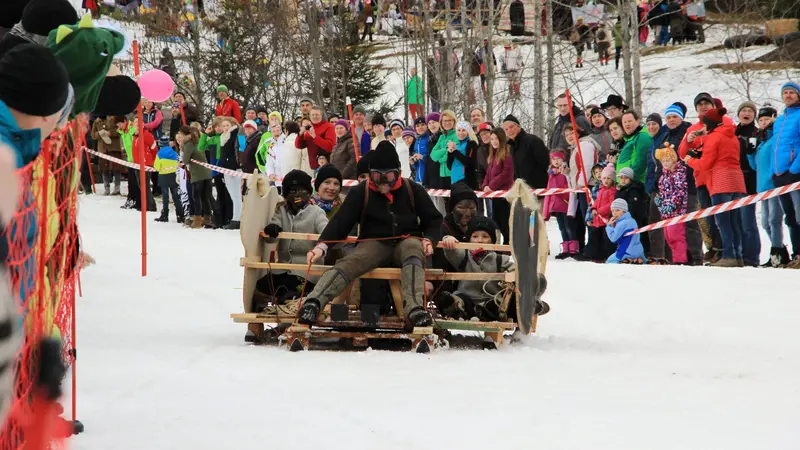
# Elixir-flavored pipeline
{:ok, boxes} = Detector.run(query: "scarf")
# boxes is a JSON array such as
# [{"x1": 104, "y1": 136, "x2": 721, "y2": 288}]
[
  {"x1": 470, "y1": 249, "x2": 488, "y2": 262},
  {"x1": 312, "y1": 195, "x2": 335, "y2": 212},
  {"x1": 368, "y1": 177, "x2": 403, "y2": 204}
]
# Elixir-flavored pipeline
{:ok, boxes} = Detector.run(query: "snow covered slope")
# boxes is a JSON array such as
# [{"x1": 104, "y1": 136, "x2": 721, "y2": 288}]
[{"x1": 71, "y1": 193, "x2": 800, "y2": 450}]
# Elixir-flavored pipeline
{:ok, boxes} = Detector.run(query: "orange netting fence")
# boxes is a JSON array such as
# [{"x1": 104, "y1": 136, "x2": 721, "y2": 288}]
[{"x1": 0, "y1": 115, "x2": 89, "y2": 449}]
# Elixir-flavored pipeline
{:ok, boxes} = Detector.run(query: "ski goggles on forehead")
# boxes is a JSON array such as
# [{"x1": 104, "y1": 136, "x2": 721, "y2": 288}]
[{"x1": 369, "y1": 169, "x2": 399, "y2": 183}]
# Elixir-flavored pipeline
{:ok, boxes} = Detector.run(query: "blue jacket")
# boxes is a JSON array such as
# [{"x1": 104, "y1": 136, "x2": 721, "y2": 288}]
[
  {"x1": 606, "y1": 212, "x2": 645, "y2": 261},
  {"x1": 412, "y1": 133, "x2": 429, "y2": 184},
  {"x1": 748, "y1": 127, "x2": 777, "y2": 193},
  {"x1": 358, "y1": 128, "x2": 371, "y2": 156},
  {"x1": 772, "y1": 104, "x2": 800, "y2": 175},
  {"x1": 0, "y1": 100, "x2": 42, "y2": 314}
]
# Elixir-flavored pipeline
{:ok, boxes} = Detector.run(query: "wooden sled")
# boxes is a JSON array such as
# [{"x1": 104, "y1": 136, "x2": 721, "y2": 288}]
[{"x1": 233, "y1": 175, "x2": 548, "y2": 351}]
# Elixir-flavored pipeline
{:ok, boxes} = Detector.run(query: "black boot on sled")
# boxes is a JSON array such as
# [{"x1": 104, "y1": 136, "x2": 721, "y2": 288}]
[
  {"x1": 405, "y1": 307, "x2": 432, "y2": 332},
  {"x1": 298, "y1": 299, "x2": 321, "y2": 325}
]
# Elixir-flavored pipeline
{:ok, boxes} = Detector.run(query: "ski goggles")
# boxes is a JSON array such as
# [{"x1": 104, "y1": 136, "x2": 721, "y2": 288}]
[{"x1": 369, "y1": 169, "x2": 399, "y2": 184}]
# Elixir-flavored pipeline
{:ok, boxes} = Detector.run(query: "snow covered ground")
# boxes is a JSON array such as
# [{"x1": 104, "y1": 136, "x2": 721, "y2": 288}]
[{"x1": 70, "y1": 192, "x2": 800, "y2": 450}]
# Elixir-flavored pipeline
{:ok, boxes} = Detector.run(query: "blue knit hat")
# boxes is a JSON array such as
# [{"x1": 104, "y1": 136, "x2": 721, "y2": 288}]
[
  {"x1": 781, "y1": 81, "x2": 800, "y2": 96},
  {"x1": 664, "y1": 103, "x2": 685, "y2": 119}
]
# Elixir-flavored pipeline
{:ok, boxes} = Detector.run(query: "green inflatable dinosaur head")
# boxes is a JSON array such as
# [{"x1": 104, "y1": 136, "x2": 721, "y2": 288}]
[{"x1": 45, "y1": 14, "x2": 125, "y2": 115}]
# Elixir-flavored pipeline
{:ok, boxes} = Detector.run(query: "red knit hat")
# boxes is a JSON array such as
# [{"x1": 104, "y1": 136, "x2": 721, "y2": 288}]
[
  {"x1": 713, "y1": 98, "x2": 724, "y2": 109},
  {"x1": 703, "y1": 107, "x2": 727, "y2": 124}
]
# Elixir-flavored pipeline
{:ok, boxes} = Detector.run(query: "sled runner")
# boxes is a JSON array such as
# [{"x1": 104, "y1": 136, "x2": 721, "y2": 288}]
[{"x1": 232, "y1": 174, "x2": 549, "y2": 351}]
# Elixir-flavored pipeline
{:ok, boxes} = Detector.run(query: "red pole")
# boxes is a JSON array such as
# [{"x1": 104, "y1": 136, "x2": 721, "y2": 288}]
[
  {"x1": 179, "y1": 102, "x2": 187, "y2": 127},
  {"x1": 346, "y1": 97, "x2": 361, "y2": 161},
  {"x1": 71, "y1": 277, "x2": 77, "y2": 421},
  {"x1": 564, "y1": 89, "x2": 591, "y2": 203},
  {"x1": 133, "y1": 40, "x2": 147, "y2": 277}
]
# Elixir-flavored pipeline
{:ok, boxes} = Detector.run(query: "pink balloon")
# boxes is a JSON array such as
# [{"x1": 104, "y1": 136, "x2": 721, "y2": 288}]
[{"x1": 137, "y1": 70, "x2": 174, "y2": 103}]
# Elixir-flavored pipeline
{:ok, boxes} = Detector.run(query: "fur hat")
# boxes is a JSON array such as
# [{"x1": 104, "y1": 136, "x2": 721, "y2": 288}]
[
  {"x1": 371, "y1": 112, "x2": 387, "y2": 128},
  {"x1": 447, "y1": 181, "x2": 478, "y2": 211},
  {"x1": 314, "y1": 163, "x2": 342, "y2": 191},
  {"x1": 611, "y1": 198, "x2": 629, "y2": 212},
  {"x1": 282, "y1": 169, "x2": 313, "y2": 194},
  {"x1": 0, "y1": 43, "x2": 69, "y2": 117},
  {"x1": 334, "y1": 118, "x2": 350, "y2": 132},
  {"x1": 601, "y1": 165, "x2": 616, "y2": 180},
  {"x1": 357, "y1": 150, "x2": 372, "y2": 176},
  {"x1": 425, "y1": 112, "x2": 441, "y2": 123},
  {"x1": 618, "y1": 167, "x2": 635, "y2": 180},
  {"x1": 21, "y1": 0, "x2": 78, "y2": 37},
  {"x1": 466, "y1": 216, "x2": 499, "y2": 244},
  {"x1": 737, "y1": 100, "x2": 757, "y2": 116},
  {"x1": 370, "y1": 140, "x2": 400, "y2": 171},
  {"x1": 655, "y1": 145, "x2": 677, "y2": 162}
]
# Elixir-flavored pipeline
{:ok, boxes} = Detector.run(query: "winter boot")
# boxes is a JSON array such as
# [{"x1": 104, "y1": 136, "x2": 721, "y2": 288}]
[
  {"x1": 120, "y1": 198, "x2": 135, "y2": 209},
  {"x1": 405, "y1": 307, "x2": 433, "y2": 332},
  {"x1": 225, "y1": 220, "x2": 240, "y2": 230},
  {"x1": 555, "y1": 242, "x2": 570, "y2": 260},
  {"x1": 202, "y1": 215, "x2": 214, "y2": 229},
  {"x1": 703, "y1": 249, "x2": 721, "y2": 264},
  {"x1": 787, "y1": 255, "x2": 800, "y2": 269},
  {"x1": 710, "y1": 258, "x2": 739, "y2": 268},
  {"x1": 189, "y1": 216, "x2": 203, "y2": 229},
  {"x1": 154, "y1": 211, "x2": 169, "y2": 222},
  {"x1": 297, "y1": 299, "x2": 321, "y2": 325},
  {"x1": 764, "y1": 246, "x2": 791, "y2": 267},
  {"x1": 184, "y1": 216, "x2": 193, "y2": 227},
  {"x1": 437, "y1": 291, "x2": 468, "y2": 320},
  {"x1": 102, "y1": 173, "x2": 111, "y2": 196},
  {"x1": 177, "y1": 215, "x2": 185, "y2": 224}
]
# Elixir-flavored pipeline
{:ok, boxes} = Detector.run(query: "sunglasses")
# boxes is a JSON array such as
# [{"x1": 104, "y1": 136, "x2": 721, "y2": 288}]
[{"x1": 369, "y1": 169, "x2": 399, "y2": 183}]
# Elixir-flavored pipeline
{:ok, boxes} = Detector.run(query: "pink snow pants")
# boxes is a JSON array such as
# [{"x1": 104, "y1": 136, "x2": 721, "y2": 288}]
[{"x1": 665, "y1": 222, "x2": 688, "y2": 264}]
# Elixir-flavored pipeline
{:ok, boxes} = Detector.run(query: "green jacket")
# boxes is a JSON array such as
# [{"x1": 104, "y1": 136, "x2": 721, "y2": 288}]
[
  {"x1": 616, "y1": 127, "x2": 652, "y2": 184},
  {"x1": 430, "y1": 128, "x2": 458, "y2": 178},
  {"x1": 118, "y1": 123, "x2": 135, "y2": 162},
  {"x1": 613, "y1": 22, "x2": 623, "y2": 48},
  {"x1": 198, "y1": 133, "x2": 222, "y2": 162},
  {"x1": 255, "y1": 131, "x2": 273, "y2": 173},
  {"x1": 406, "y1": 75, "x2": 424, "y2": 105},
  {"x1": 181, "y1": 141, "x2": 212, "y2": 182}
]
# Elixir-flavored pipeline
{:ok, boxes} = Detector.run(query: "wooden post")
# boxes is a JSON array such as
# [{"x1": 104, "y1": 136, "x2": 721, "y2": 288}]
[{"x1": 133, "y1": 40, "x2": 147, "y2": 277}]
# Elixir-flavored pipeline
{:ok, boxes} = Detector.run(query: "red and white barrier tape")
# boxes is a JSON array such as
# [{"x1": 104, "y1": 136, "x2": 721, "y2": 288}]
[
  {"x1": 85, "y1": 149, "x2": 587, "y2": 198},
  {"x1": 626, "y1": 180, "x2": 800, "y2": 236},
  {"x1": 84, "y1": 148, "x2": 158, "y2": 172}
]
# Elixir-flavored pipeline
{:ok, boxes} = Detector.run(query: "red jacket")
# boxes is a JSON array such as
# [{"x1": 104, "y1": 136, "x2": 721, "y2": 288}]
[
  {"x1": 216, "y1": 97, "x2": 242, "y2": 123},
  {"x1": 295, "y1": 121, "x2": 336, "y2": 169},
  {"x1": 686, "y1": 123, "x2": 746, "y2": 196},
  {"x1": 542, "y1": 169, "x2": 570, "y2": 220},
  {"x1": 482, "y1": 154, "x2": 515, "y2": 191},
  {"x1": 678, "y1": 115, "x2": 734, "y2": 188},
  {"x1": 132, "y1": 131, "x2": 158, "y2": 167},
  {"x1": 591, "y1": 185, "x2": 617, "y2": 227}
]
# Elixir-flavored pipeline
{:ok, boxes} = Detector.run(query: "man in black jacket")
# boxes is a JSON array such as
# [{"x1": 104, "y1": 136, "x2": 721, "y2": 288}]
[
  {"x1": 503, "y1": 114, "x2": 550, "y2": 188},
  {"x1": 299, "y1": 141, "x2": 443, "y2": 330}
]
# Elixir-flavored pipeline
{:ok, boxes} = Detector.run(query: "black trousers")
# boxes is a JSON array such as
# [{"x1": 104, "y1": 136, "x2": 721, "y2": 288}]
[
  {"x1": 584, "y1": 226, "x2": 614, "y2": 261},
  {"x1": 191, "y1": 179, "x2": 214, "y2": 217},
  {"x1": 213, "y1": 174, "x2": 233, "y2": 226},
  {"x1": 492, "y1": 198, "x2": 511, "y2": 244}
]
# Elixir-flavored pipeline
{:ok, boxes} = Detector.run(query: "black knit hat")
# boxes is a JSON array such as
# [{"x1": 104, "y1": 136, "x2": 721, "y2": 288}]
[
  {"x1": 21, "y1": 0, "x2": 78, "y2": 37},
  {"x1": 370, "y1": 141, "x2": 400, "y2": 171},
  {"x1": 356, "y1": 151, "x2": 372, "y2": 176},
  {"x1": 693, "y1": 92, "x2": 714, "y2": 108},
  {"x1": 758, "y1": 105, "x2": 778, "y2": 119},
  {"x1": 93, "y1": 76, "x2": 141, "y2": 116},
  {"x1": 466, "y1": 216, "x2": 498, "y2": 244},
  {"x1": 414, "y1": 117, "x2": 427, "y2": 126},
  {"x1": 0, "y1": 0, "x2": 31, "y2": 28},
  {"x1": 282, "y1": 169, "x2": 313, "y2": 195},
  {"x1": 646, "y1": 113, "x2": 662, "y2": 127},
  {"x1": 371, "y1": 112, "x2": 387, "y2": 128},
  {"x1": 315, "y1": 163, "x2": 342, "y2": 191},
  {"x1": 448, "y1": 182, "x2": 478, "y2": 211},
  {"x1": 0, "y1": 43, "x2": 69, "y2": 116},
  {"x1": 503, "y1": 114, "x2": 520, "y2": 126}
]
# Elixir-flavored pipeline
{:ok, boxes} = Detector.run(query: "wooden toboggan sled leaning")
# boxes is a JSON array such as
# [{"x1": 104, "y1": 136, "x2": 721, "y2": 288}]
[{"x1": 231, "y1": 174, "x2": 549, "y2": 353}]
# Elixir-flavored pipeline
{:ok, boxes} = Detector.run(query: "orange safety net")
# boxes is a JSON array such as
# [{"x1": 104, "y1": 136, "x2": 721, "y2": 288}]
[{"x1": 0, "y1": 115, "x2": 89, "y2": 449}]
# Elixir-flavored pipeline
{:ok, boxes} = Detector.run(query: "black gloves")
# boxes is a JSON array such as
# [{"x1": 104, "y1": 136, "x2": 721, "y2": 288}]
[{"x1": 264, "y1": 224, "x2": 282, "y2": 239}]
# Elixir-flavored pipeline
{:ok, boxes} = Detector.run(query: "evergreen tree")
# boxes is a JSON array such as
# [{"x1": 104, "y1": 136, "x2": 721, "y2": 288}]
[{"x1": 321, "y1": 44, "x2": 386, "y2": 115}]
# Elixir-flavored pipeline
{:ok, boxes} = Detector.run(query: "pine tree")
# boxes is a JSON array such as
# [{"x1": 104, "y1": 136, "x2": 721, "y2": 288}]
[{"x1": 322, "y1": 44, "x2": 386, "y2": 115}]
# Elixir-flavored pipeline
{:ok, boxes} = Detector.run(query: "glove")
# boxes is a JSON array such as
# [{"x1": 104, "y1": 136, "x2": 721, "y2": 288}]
[
  {"x1": 264, "y1": 224, "x2": 282, "y2": 238},
  {"x1": 687, "y1": 149, "x2": 702, "y2": 159}
]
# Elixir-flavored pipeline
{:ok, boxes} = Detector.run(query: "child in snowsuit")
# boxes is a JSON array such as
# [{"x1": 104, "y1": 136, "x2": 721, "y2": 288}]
[
  {"x1": 654, "y1": 145, "x2": 689, "y2": 264},
  {"x1": 606, "y1": 199, "x2": 647, "y2": 264},
  {"x1": 153, "y1": 136, "x2": 185, "y2": 223},
  {"x1": 257, "y1": 170, "x2": 329, "y2": 309},
  {"x1": 440, "y1": 216, "x2": 515, "y2": 321},
  {"x1": 584, "y1": 165, "x2": 617, "y2": 261},
  {"x1": 543, "y1": 150, "x2": 574, "y2": 258}
]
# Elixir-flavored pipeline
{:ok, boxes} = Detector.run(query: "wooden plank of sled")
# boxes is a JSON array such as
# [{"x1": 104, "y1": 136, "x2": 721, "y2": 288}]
[
  {"x1": 273, "y1": 232, "x2": 511, "y2": 252},
  {"x1": 435, "y1": 319, "x2": 517, "y2": 331},
  {"x1": 230, "y1": 313, "x2": 407, "y2": 329},
  {"x1": 241, "y1": 262, "x2": 514, "y2": 281}
]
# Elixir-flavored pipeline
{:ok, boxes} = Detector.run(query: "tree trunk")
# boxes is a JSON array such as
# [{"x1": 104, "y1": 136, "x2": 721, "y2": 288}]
[
  {"x1": 630, "y1": 2, "x2": 643, "y2": 113},
  {"x1": 307, "y1": 2, "x2": 323, "y2": 105},
  {"x1": 485, "y1": 0, "x2": 496, "y2": 120},
  {"x1": 460, "y1": 0, "x2": 471, "y2": 117},
  {"x1": 619, "y1": 0, "x2": 634, "y2": 109},
  {"x1": 533, "y1": 0, "x2": 545, "y2": 138},
  {"x1": 546, "y1": 0, "x2": 555, "y2": 124}
]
